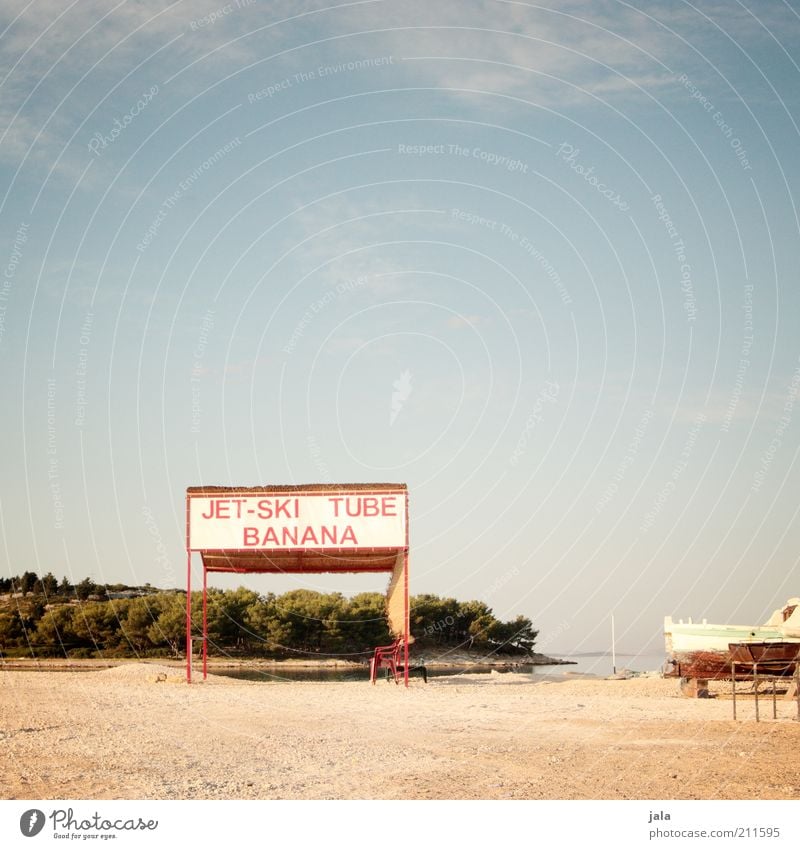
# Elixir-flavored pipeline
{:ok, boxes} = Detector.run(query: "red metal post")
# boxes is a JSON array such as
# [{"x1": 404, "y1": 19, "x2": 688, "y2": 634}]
[
  {"x1": 202, "y1": 564, "x2": 208, "y2": 680},
  {"x1": 186, "y1": 550, "x2": 192, "y2": 683},
  {"x1": 403, "y1": 550, "x2": 409, "y2": 687},
  {"x1": 403, "y1": 490, "x2": 410, "y2": 687}
]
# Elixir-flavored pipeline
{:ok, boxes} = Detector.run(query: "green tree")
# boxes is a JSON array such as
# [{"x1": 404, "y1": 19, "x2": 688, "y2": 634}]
[
  {"x1": 19, "y1": 597, "x2": 46, "y2": 631},
  {"x1": 205, "y1": 587, "x2": 262, "y2": 650},
  {"x1": 411, "y1": 594, "x2": 460, "y2": 646},
  {"x1": 19, "y1": 571, "x2": 38, "y2": 596},
  {"x1": 338, "y1": 592, "x2": 391, "y2": 654},
  {"x1": 121, "y1": 596, "x2": 158, "y2": 652},
  {"x1": 274, "y1": 590, "x2": 346, "y2": 654},
  {"x1": 70, "y1": 601, "x2": 121, "y2": 652},
  {"x1": 40, "y1": 572, "x2": 59, "y2": 597},
  {"x1": 74, "y1": 578, "x2": 95, "y2": 601},
  {"x1": 33, "y1": 605, "x2": 76, "y2": 652},
  {"x1": 0, "y1": 610, "x2": 24, "y2": 648},
  {"x1": 456, "y1": 599, "x2": 497, "y2": 647},
  {"x1": 243, "y1": 593, "x2": 291, "y2": 656},
  {"x1": 488, "y1": 615, "x2": 538, "y2": 653},
  {"x1": 148, "y1": 594, "x2": 189, "y2": 656}
]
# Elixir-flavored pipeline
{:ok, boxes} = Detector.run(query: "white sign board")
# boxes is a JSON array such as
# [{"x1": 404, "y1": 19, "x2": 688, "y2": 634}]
[{"x1": 188, "y1": 490, "x2": 407, "y2": 551}]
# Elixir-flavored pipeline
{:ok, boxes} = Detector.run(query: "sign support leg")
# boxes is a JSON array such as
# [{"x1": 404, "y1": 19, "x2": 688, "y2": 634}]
[
  {"x1": 186, "y1": 550, "x2": 192, "y2": 684},
  {"x1": 203, "y1": 564, "x2": 208, "y2": 680},
  {"x1": 403, "y1": 550, "x2": 409, "y2": 688}
]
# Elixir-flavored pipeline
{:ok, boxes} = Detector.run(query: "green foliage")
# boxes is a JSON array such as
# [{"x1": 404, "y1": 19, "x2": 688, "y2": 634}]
[
  {"x1": 243, "y1": 592, "x2": 290, "y2": 655},
  {"x1": 147, "y1": 594, "x2": 187, "y2": 656},
  {"x1": 336, "y1": 592, "x2": 391, "y2": 653},
  {"x1": 19, "y1": 571, "x2": 38, "y2": 596},
  {"x1": 486, "y1": 615, "x2": 539, "y2": 652},
  {"x1": 271, "y1": 589, "x2": 346, "y2": 654},
  {"x1": 0, "y1": 610, "x2": 24, "y2": 646},
  {"x1": 122, "y1": 597, "x2": 158, "y2": 652},
  {"x1": 0, "y1": 578, "x2": 538, "y2": 658},
  {"x1": 410, "y1": 596, "x2": 538, "y2": 654},
  {"x1": 33, "y1": 605, "x2": 75, "y2": 650},
  {"x1": 40, "y1": 573, "x2": 59, "y2": 597},
  {"x1": 74, "y1": 578, "x2": 95, "y2": 601},
  {"x1": 71, "y1": 601, "x2": 123, "y2": 651},
  {"x1": 206, "y1": 587, "x2": 261, "y2": 648}
]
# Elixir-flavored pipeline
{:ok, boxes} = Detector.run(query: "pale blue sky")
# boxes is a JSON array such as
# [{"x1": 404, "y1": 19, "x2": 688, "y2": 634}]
[{"x1": 2, "y1": 0, "x2": 800, "y2": 654}]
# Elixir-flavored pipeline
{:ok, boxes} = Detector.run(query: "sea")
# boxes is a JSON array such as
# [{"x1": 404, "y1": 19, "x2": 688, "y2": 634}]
[
  {"x1": 3, "y1": 649, "x2": 667, "y2": 682},
  {"x1": 211, "y1": 650, "x2": 668, "y2": 683},
  {"x1": 542, "y1": 650, "x2": 668, "y2": 678}
]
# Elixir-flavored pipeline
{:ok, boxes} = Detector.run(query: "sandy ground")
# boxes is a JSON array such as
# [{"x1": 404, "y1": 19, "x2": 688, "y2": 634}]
[{"x1": 1, "y1": 664, "x2": 799, "y2": 800}]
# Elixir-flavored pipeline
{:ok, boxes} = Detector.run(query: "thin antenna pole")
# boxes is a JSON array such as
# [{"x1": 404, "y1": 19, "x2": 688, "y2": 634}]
[{"x1": 611, "y1": 614, "x2": 616, "y2": 675}]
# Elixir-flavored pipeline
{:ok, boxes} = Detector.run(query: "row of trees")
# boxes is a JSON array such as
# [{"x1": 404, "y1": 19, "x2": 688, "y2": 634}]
[
  {"x1": 0, "y1": 572, "x2": 110, "y2": 600},
  {"x1": 0, "y1": 586, "x2": 538, "y2": 660}
]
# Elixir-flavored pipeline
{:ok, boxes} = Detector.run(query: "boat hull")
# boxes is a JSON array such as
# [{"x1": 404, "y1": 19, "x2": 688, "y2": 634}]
[
  {"x1": 664, "y1": 621, "x2": 800, "y2": 679},
  {"x1": 664, "y1": 600, "x2": 800, "y2": 679},
  {"x1": 666, "y1": 648, "x2": 800, "y2": 679},
  {"x1": 728, "y1": 641, "x2": 800, "y2": 664},
  {"x1": 665, "y1": 649, "x2": 735, "y2": 680}
]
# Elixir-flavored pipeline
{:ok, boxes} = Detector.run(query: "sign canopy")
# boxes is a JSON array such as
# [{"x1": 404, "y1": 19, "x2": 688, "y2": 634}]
[
  {"x1": 185, "y1": 483, "x2": 410, "y2": 683},
  {"x1": 186, "y1": 483, "x2": 408, "y2": 574}
]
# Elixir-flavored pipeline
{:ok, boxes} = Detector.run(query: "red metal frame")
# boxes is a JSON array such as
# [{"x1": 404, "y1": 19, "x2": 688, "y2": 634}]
[
  {"x1": 404, "y1": 492, "x2": 409, "y2": 687},
  {"x1": 202, "y1": 563, "x2": 208, "y2": 680},
  {"x1": 185, "y1": 486, "x2": 410, "y2": 686},
  {"x1": 185, "y1": 549, "x2": 191, "y2": 683}
]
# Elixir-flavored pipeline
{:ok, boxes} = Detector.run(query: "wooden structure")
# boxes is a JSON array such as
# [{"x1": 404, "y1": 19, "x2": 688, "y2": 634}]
[
  {"x1": 729, "y1": 642, "x2": 800, "y2": 721},
  {"x1": 185, "y1": 483, "x2": 410, "y2": 684}
]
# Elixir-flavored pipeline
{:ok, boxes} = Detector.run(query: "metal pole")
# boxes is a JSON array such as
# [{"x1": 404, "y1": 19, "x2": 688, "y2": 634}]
[
  {"x1": 403, "y1": 550, "x2": 409, "y2": 688},
  {"x1": 611, "y1": 614, "x2": 616, "y2": 675},
  {"x1": 796, "y1": 661, "x2": 800, "y2": 722},
  {"x1": 754, "y1": 663, "x2": 759, "y2": 723},
  {"x1": 186, "y1": 550, "x2": 192, "y2": 683},
  {"x1": 202, "y1": 564, "x2": 208, "y2": 681},
  {"x1": 732, "y1": 661, "x2": 736, "y2": 720}
]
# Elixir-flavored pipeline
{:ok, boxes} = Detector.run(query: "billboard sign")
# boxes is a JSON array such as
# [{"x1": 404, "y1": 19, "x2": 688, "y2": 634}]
[{"x1": 188, "y1": 489, "x2": 407, "y2": 551}]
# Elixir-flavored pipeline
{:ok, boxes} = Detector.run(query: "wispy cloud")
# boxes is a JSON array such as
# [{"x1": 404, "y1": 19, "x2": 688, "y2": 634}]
[
  {"x1": 446, "y1": 313, "x2": 483, "y2": 328},
  {"x1": 390, "y1": 367, "x2": 413, "y2": 425},
  {"x1": 0, "y1": 0, "x2": 323, "y2": 172},
  {"x1": 322, "y1": 0, "x2": 685, "y2": 106}
]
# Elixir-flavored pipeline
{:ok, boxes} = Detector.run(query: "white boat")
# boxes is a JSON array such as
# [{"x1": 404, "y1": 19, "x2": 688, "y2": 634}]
[{"x1": 664, "y1": 598, "x2": 800, "y2": 678}]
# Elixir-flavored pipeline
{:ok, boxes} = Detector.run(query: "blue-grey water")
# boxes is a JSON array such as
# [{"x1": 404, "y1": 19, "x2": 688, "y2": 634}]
[
  {"x1": 2, "y1": 649, "x2": 668, "y2": 681},
  {"x1": 211, "y1": 650, "x2": 668, "y2": 683},
  {"x1": 546, "y1": 651, "x2": 667, "y2": 677}
]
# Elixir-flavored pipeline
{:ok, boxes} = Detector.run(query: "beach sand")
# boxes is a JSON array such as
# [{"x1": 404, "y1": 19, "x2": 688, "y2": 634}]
[{"x1": 1, "y1": 665, "x2": 799, "y2": 800}]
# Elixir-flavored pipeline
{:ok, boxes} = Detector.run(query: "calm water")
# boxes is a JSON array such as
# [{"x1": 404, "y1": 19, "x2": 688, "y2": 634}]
[
  {"x1": 214, "y1": 664, "x2": 510, "y2": 683},
  {"x1": 2, "y1": 650, "x2": 668, "y2": 681},
  {"x1": 211, "y1": 651, "x2": 668, "y2": 683},
  {"x1": 548, "y1": 651, "x2": 667, "y2": 678}
]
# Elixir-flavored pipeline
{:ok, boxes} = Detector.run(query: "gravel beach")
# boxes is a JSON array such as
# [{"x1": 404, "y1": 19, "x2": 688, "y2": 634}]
[{"x1": 2, "y1": 664, "x2": 799, "y2": 800}]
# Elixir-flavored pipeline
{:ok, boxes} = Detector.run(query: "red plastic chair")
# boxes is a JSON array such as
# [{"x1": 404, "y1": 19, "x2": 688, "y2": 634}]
[{"x1": 370, "y1": 638, "x2": 403, "y2": 684}]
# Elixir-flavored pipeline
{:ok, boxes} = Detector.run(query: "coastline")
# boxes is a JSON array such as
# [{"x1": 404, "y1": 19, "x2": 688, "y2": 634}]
[{"x1": 0, "y1": 650, "x2": 571, "y2": 672}]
